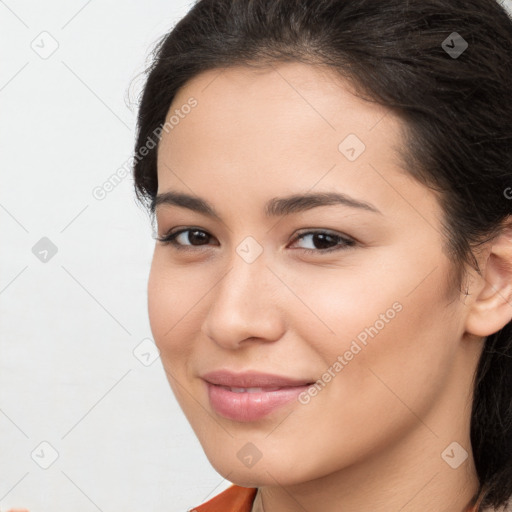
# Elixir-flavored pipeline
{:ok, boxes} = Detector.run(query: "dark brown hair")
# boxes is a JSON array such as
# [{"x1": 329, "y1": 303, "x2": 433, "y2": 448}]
[{"x1": 132, "y1": 0, "x2": 512, "y2": 508}]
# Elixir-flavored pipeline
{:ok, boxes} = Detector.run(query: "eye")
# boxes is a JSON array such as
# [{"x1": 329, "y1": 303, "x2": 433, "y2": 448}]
[
  {"x1": 288, "y1": 230, "x2": 356, "y2": 254},
  {"x1": 156, "y1": 227, "x2": 356, "y2": 254},
  {"x1": 155, "y1": 227, "x2": 217, "y2": 251}
]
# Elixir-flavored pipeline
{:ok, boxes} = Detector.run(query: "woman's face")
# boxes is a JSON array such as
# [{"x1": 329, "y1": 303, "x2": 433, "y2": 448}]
[{"x1": 148, "y1": 62, "x2": 481, "y2": 487}]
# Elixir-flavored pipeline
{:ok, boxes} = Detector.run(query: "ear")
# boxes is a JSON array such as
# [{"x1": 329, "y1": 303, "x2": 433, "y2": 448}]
[{"x1": 465, "y1": 223, "x2": 512, "y2": 338}]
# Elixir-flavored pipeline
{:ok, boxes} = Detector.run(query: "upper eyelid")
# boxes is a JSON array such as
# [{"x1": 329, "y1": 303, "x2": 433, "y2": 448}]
[{"x1": 157, "y1": 226, "x2": 350, "y2": 238}]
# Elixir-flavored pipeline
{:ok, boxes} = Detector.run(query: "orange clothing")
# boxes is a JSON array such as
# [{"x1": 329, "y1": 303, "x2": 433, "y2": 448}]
[
  {"x1": 191, "y1": 483, "x2": 484, "y2": 511},
  {"x1": 192, "y1": 484, "x2": 257, "y2": 511}
]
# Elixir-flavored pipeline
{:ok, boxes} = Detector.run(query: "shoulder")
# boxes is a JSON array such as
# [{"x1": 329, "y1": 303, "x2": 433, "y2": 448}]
[{"x1": 191, "y1": 484, "x2": 258, "y2": 512}]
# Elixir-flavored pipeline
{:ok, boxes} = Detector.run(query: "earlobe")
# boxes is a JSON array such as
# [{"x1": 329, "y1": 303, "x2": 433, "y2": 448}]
[{"x1": 465, "y1": 225, "x2": 512, "y2": 338}]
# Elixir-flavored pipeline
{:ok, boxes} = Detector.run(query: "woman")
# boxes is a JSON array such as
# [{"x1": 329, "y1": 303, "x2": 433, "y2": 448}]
[{"x1": 132, "y1": 0, "x2": 512, "y2": 510}]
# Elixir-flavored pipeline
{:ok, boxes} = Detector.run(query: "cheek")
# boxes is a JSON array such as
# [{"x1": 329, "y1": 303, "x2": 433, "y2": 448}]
[
  {"x1": 147, "y1": 253, "x2": 203, "y2": 409},
  {"x1": 147, "y1": 252, "x2": 194, "y2": 359},
  {"x1": 288, "y1": 258, "x2": 458, "y2": 408},
  {"x1": 147, "y1": 254, "x2": 168, "y2": 343},
  {"x1": 282, "y1": 261, "x2": 408, "y2": 356},
  {"x1": 282, "y1": 271, "x2": 458, "y2": 475}
]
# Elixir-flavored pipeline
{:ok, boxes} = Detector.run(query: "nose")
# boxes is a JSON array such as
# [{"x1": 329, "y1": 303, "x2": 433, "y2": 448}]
[{"x1": 201, "y1": 249, "x2": 286, "y2": 350}]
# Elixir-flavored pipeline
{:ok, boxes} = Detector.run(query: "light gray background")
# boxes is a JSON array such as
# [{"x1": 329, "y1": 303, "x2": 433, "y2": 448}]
[
  {"x1": 0, "y1": 1, "x2": 232, "y2": 511},
  {"x1": 1, "y1": 1, "x2": 511, "y2": 511}
]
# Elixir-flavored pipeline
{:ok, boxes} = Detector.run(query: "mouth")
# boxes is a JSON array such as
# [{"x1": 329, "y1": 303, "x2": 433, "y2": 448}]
[
  {"x1": 200, "y1": 369, "x2": 316, "y2": 388},
  {"x1": 214, "y1": 384, "x2": 298, "y2": 393},
  {"x1": 204, "y1": 381, "x2": 315, "y2": 422},
  {"x1": 199, "y1": 369, "x2": 317, "y2": 422}
]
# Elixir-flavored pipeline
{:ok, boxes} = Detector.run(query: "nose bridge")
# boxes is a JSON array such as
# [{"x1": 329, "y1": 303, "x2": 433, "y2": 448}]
[
  {"x1": 218, "y1": 234, "x2": 272, "y2": 306},
  {"x1": 202, "y1": 239, "x2": 285, "y2": 347}
]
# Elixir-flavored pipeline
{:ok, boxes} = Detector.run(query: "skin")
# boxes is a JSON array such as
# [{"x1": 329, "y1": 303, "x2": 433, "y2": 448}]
[{"x1": 148, "y1": 62, "x2": 512, "y2": 512}]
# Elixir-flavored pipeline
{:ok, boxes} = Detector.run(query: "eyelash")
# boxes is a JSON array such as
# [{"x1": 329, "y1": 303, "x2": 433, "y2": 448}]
[{"x1": 155, "y1": 227, "x2": 357, "y2": 254}]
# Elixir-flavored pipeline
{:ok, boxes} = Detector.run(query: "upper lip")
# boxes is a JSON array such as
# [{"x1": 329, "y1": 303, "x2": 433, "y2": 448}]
[{"x1": 201, "y1": 369, "x2": 315, "y2": 388}]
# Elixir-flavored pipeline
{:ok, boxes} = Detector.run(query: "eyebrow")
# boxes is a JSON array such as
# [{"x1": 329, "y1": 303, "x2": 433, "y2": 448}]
[{"x1": 151, "y1": 190, "x2": 382, "y2": 218}]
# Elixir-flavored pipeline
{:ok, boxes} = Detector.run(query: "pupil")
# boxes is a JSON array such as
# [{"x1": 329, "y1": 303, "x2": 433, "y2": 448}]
[
  {"x1": 190, "y1": 230, "x2": 209, "y2": 245},
  {"x1": 314, "y1": 233, "x2": 334, "y2": 249}
]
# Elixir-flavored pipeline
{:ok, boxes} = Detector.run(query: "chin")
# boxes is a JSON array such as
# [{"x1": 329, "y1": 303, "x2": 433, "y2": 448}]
[{"x1": 207, "y1": 454, "x2": 313, "y2": 488}]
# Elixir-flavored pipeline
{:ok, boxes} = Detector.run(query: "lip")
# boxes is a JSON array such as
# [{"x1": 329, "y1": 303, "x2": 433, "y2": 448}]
[
  {"x1": 201, "y1": 369, "x2": 315, "y2": 388},
  {"x1": 201, "y1": 370, "x2": 316, "y2": 422}
]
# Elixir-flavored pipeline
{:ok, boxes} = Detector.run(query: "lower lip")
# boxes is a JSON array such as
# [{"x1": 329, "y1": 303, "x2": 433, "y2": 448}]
[{"x1": 205, "y1": 381, "x2": 311, "y2": 422}]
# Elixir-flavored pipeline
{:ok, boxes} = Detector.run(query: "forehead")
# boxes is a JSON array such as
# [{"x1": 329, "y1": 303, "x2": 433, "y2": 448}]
[
  {"x1": 167, "y1": 61, "x2": 396, "y2": 142},
  {"x1": 155, "y1": 62, "x2": 439, "y2": 227},
  {"x1": 158, "y1": 62, "x2": 402, "y2": 167}
]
